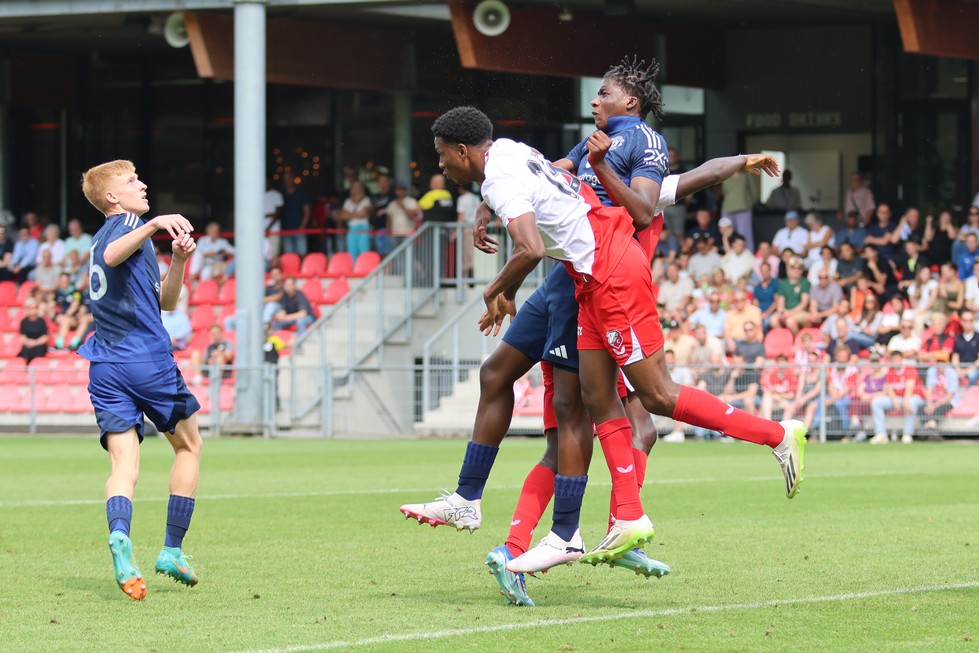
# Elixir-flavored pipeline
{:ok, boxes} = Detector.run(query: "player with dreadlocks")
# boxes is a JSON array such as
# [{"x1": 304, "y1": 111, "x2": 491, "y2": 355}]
[{"x1": 400, "y1": 58, "x2": 805, "y2": 606}]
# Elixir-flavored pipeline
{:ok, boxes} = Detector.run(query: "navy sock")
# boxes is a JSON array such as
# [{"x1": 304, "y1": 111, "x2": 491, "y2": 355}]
[
  {"x1": 455, "y1": 442, "x2": 499, "y2": 501},
  {"x1": 106, "y1": 496, "x2": 132, "y2": 537},
  {"x1": 165, "y1": 495, "x2": 196, "y2": 549},
  {"x1": 552, "y1": 475, "x2": 588, "y2": 542}
]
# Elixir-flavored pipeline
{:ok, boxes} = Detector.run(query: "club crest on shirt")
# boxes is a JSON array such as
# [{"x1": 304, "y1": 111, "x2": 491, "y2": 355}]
[
  {"x1": 609, "y1": 136, "x2": 625, "y2": 152},
  {"x1": 606, "y1": 330, "x2": 627, "y2": 357}
]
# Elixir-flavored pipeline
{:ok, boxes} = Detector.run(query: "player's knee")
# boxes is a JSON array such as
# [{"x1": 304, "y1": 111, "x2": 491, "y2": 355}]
[{"x1": 478, "y1": 359, "x2": 510, "y2": 394}]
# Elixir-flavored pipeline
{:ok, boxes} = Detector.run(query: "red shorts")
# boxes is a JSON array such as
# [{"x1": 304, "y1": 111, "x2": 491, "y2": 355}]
[
  {"x1": 575, "y1": 238, "x2": 665, "y2": 367},
  {"x1": 540, "y1": 362, "x2": 629, "y2": 432}
]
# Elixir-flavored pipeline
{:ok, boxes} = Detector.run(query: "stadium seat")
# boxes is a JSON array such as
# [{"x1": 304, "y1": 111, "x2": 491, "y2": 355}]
[
  {"x1": 279, "y1": 252, "x2": 302, "y2": 277},
  {"x1": 301, "y1": 279, "x2": 325, "y2": 305},
  {"x1": 216, "y1": 278, "x2": 236, "y2": 305},
  {"x1": 70, "y1": 390, "x2": 93, "y2": 413},
  {"x1": 30, "y1": 358, "x2": 61, "y2": 384},
  {"x1": 0, "y1": 310, "x2": 14, "y2": 333},
  {"x1": 190, "y1": 384, "x2": 211, "y2": 414},
  {"x1": 949, "y1": 387, "x2": 979, "y2": 417},
  {"x1": 298, "y1": 252, "x2": 327, "y2": 279},
  {"x1": 2, "y1": 385, "x2": 32, "y2": 413},
  {"x1": 176, "y1": 331, "x2": 211, "y2": 359},
  {"x1": 189, "y1": 279, "x2": 219, "y2": 306},
  {"x1": 219, "y1": 385, "x2": 235, "y2": 412},
  {"x1": 321, "y1": 279, "x2": 350, "y2": 305},
  {"x1": 190, "y1": 304, "x2": 216, "y2": 332},
  {"x1": 350, "y1": 251, "x2": 381, "y2": 278},
  {"x1": 764, "y1": 328, "x2": 795, "y2": 358},
  {"x1": 14, "y1": 281, "x2": 36, "y2": 306},
  {"x1": 514, "y1": 385, "x2": 546, "y2": 416},
  {"x1": 37, "y1": 384, "x2": 75, "y2": 413},
  {"x1": 323, "y1": 252, "x2": 353, "y2": 279},
  {"x1": 0, "y1": 336, "x2": 21, "y2": 358},
  {"x1": 795, "y1": 328, "x2": 826, "y2": 349},
  {"x1": 0, "y1": 281, "x2": 16, "y2": 306},
  {"x1": 0, "y1": 362, "x2": 28, "y2": 383}
]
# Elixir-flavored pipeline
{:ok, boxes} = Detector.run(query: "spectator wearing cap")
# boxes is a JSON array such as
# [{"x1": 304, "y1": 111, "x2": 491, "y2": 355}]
[
  {"x1": 802, "y1": 213, "x2": 834, "y2": 268},
  {"x1": 836, "y1": 210, "x2": 867, "y2": 250},
  {"x1": 720, "y1": 168, "x2": 757, "y2": 251},
  {"x1": 864, "y1": 203, "x2": 899, "y2": 264},
  {"x1": 689, "y1": 292, "x2": 727, "y2": 339},
  {"x1": 664, "y1": 322, "x2": 698, "y2": 365},
  {"x1": 765, "y1": 169, "x2": 801, "y2": 211},
  {"x1": 685, "y1": 209, "x2": 721, "y2": 253},
  {"x1": 723, "y1": 290, "x2": 762, "y2": 353},
  {"x1": 952, "y1": 309, "x2": 979, "y2": 385},
  {"x1": 716, "y1": 216, "x2": 737, "y2": 254},
  {"x1": 687, "y1": 236, "x2": 722, "y2": 283},
  {"x1": 769, "y1": 256, "x2": 811, "y2": 333},
  {"x1": 800, "y1": 269, "x2": 843, "y2": 329},
  {"x1": 720, "y1": 233, "x2": 754, "y2": 284},
  {"x1": 772, "y1": 211, "x2": 809, "y2": 257},
  {"x1": 870, "y1": 349, "x2": 925, "y2": 444}
]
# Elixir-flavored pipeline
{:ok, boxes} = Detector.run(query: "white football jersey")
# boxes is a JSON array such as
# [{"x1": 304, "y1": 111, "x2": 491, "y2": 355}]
[{"x1": 481, "y1": 139, "x2": 599, "y2": 277}]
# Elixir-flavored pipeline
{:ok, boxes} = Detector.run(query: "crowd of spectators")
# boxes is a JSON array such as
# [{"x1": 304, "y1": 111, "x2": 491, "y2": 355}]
[{"x1": 652, "y1": 176, "x2": 979, "y2": 442}]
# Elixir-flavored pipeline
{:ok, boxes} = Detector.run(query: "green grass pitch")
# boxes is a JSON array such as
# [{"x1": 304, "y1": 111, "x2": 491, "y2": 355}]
[{"x1": 0, "y1": 436, "x2": 976, "y2": 652}]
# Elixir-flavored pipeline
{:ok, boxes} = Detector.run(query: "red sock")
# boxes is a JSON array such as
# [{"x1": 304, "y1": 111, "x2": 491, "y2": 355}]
[
  {"x1": 505, "y1": 464, "x2": 556, "y2": 557},
  {"x1": 608, "y1": 447, "x2": 650, "y2": 532},
  {"x1": 596, "y1": 418, "x2": 643, "y2": 521},
  {"x1": 672, "y1": 386, "x2": 784, "y2": 448}
]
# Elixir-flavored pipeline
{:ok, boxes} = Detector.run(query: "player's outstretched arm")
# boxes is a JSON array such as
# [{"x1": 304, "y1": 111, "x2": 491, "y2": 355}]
[
  {"x1": 675, "y1": 154, "x2": 780, "y2": 202},
  {"x1": 104, "y1": 214, "x2": 193, "y2": 268},
  {"x1": 161, "y1": 233, "x2": 196, "y2": 311}
]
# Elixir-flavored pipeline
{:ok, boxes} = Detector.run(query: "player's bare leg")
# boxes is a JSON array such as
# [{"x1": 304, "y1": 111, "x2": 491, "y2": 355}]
[
  {"x1": 400, "y1": 343, "x2": 535, "y2": 530},
  {"x1": 156, "y1": 415, "x2": 202, "y2": 587},
  {"x1": 105, "y1": 428, "x2": 146, "y2": 600},
  {"x1": 577, "y1": 349, "x2": 655, "y2": 565},
  {"x1": 622, "y1": 347, "x2": 806, "y2": 499},
  {"x1": 507, "y1": 367, "x2": 592, "y2": 574}
]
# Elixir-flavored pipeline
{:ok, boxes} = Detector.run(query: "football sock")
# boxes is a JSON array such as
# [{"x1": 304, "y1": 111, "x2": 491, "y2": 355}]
[
  {"x1": 551, "y1": 475, "x2": 587, "y2": 542},
  {"x1": 164, "y1": 495, "x2": 195, "y2": 549},
  {"x1": 596, "y1": 417, "x2": 643, "y2": 521},
  {"x1": 673, "y1": 385, "x2": 784, "y2": 448},
  {"x1": 455, "y1": 441, "x2": 499, "y2": 501},
  {"x1": 505, "y1": 464, "x2": 556, "y2": 557},
  {"x1": 106, "y1": 496, "x2": 132, "y2": 536},
  {"x1": 608, "y1": 448, "x2": 650, "y2": 533}
]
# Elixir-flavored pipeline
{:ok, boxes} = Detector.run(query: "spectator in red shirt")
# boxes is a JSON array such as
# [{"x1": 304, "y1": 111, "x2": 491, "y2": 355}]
[
  {"x1": 760, "y1": 353, "x2": 798, "y2": 421},
  {"x1": 919, "y1": 312, "x2": 955, "y2": 364},
  {"x1": 870, "y1": 350, "x2": 925, "y2": 443}
]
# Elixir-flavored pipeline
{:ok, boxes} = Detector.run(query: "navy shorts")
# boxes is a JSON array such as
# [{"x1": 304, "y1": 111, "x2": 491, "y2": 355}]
[
  {"x1": 503, "y1": 265, "x2": 579, "y2": 371},
  {"x1": 88, "y1": 358, "x2": 201, "y2": 449}
]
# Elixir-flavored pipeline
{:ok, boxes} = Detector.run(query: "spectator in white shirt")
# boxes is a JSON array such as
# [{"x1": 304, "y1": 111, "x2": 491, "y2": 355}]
[
  {"x1": 192, "y1": 221, "x2": 235, "y2": 280},
  {"x1": 802, "y1": 213, "x2": 834, "y2": 267},
  {"x1": 719, "y1": 233, "x2": 755, "y2": 284},
  {"x1": 265, "y1": 178, "x2": 284, "y2": 258},
  {"x1": 687, "y1": 235, "x2": 722, "y2": 283},
  {"x1": 36, "y1": 224, "x2": 65, "y2": 267},
  {"x1": 772, "y1": 210, "x2": 809, "y2": 257}
]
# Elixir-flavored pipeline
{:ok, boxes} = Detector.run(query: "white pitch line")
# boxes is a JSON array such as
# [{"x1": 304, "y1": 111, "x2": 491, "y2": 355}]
[
  {"x1": 0, "y1": 469, "x2": 936, "y2": 509},
  {"x1": 228, "y1": 581, "x2": 979, "y2": 653}
]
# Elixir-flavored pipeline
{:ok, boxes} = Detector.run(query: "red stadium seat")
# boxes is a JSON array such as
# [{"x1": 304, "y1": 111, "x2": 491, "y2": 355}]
[
  {"x1": 0, "y1": 362, "x2": 28, "y2": 383},
  {"x1": 949, "y1": 387, "x2": 979, "y2": 417},
  {"x1": 298, "y1": 252, "x2": 327, "y2": 279},
  {"x1": 189, "y1": 279, "x2": 219, "y2": 306},
  {"x1": 0, "y1": 335, "x2": 20, "y2": 358},
  {"x1": 350, "y1": 252, "x2": 380, "y2": 278},
  {"x1": 323, "y1": 252, "x2": 353, "y2": 279},
  {"x1": 216, "y1": 278, "x2": 236, "y2": 305},
  {"x1": 15, "y1": 281, "x2": 36, "y2": 306},
  {"x1": 279, "y1": 252, "x2": 301, "y2": 278},
  {"x1": 37, "y1": 384, "x2": 75, "y2": 413},
  {"x1": 321, "y1": 279, "x2": 350, "y2": 305},
  {"x1": 219, "y1": 385, "x2": 235, "y2": 412},
  {"x1": 0, "y1": 281, "x2": 16, "y2": 307},
  {"x1": 29, "y1": 358, "x2": 60, "y2": 384},
  {"x1": 190, "y1": 305, "x2": 216, "y2": 333},
  {"x1": 273, "y1": 330, "x2": 293, "y2": 349},
  {"x1": 764, "y1": 328, "x2": 795, "y2": 359},
  {"x1": 301, "y1": 279, "x2": 325, "y2": 305},
  {"x1": 0, "y1": 311, "x2": 14, "y2": 333},
  {"x1": 190, "y1": 385, "x2": 211, "y2": 414},
  {"x1": 514, "y1": 386, "x2": 546, "y2": 416},
  {"x1": 70, "y1": 390, "x2": 93, "y2": 414},
  {"x1": 2, "y1": 385, "x2": 32, "y2": 413}
]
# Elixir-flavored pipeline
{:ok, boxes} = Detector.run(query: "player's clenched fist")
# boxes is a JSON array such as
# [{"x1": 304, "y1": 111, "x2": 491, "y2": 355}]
[
  {"x1": 585, "y1": 130, "x2": 613, "y2": 167},
  {"x1": 151, "y1": 213, "x2": 194, "y2": 240},
  {"x1": 172, "y1": 233, "x2": 196, "y2": 261}
]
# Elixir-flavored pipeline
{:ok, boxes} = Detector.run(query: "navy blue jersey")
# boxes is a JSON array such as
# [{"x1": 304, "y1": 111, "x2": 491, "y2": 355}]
[
  {"x1": 565, "y1": 115, "x2": 669, "y2": 207},
  {"x1": 78, "y1": 213, "x2": 172, "y2": 362}
]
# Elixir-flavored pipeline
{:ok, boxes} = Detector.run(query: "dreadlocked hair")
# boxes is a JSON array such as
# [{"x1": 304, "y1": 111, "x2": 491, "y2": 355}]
[
  {"x1": 431, "y1": 106, "x2": 493, "y2": 146},
  {"x1": 605, "y1": 55, "x2": 664, "y2": 121}
]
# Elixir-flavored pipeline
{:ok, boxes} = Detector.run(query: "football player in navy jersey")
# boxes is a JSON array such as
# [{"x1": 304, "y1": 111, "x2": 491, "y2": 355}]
[{"x1": 79, "y1": 160, "x2": 202, "y2": 600}]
